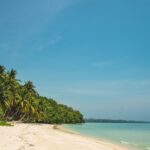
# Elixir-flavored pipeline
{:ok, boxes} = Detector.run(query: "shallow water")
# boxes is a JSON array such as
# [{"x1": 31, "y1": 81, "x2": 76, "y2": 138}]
[{"x1": 63, "y1": 123, "x2": 150, "y2": 150}]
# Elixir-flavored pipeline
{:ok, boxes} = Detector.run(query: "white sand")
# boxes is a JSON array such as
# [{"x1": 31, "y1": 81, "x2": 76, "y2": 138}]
[{"x1": 0, "y1": 123, "x2": 128, "y2": 150}]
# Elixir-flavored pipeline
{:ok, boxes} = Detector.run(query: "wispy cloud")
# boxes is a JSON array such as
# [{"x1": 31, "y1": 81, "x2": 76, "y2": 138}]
[
  {"x1": 92, "y1": 61, "x2": 112, "y2": 67},
  {"x1": 35, "y1": 78, "x2": 150, "y2": 121},
  {"x1": 35, "y1": 34, "x2": 62, "y2": 52},
  {"x1": 37, "y1": 79, "x2": 150, "y2": 97},
  {"x1": 49, "y1": 0, "x2": 76, "y2": 15},
  {"x1": 0, "y1": 0, "x2": 75, "y2": 58},
  {"x1": 91, "y1": 60, "x2": 120, "y2": 68}
]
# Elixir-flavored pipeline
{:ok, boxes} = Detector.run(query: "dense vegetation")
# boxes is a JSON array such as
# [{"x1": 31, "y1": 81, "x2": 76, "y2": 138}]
[
  {"x1": 0, "y1": 65, "x2": 84, "y2": 124},
  {"x1": 85, "y1": 118, "x2": 150, "y2": 123}
]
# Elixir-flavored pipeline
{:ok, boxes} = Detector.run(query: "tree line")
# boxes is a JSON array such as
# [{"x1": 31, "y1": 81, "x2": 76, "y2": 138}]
[
  {"x1": 85, "y1": 118, "x2": 150, "y2": 123},
  {"x1": 0, "y1": 65, "x2": 84, "y2": 124}
]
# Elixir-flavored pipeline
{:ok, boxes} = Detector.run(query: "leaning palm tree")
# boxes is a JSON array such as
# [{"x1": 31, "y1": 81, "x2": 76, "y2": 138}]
[
  {"x1": 0, "y1": 65, "x2": 6, "y2": 110},
  {"x1": 18, "y1": 81, "x2": 37, "y2": 122},
  {"x1": 0, "y1": 68, "x2": 20, "y2": 120},
  {"x1": 0, "y1": 69, "x2": 7, "y2": 117},
  {"x1": 0, "y1": 83, "x2": 6, "y2": 116}
]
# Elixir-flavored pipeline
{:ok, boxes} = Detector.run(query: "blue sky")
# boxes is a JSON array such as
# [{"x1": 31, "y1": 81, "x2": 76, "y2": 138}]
[{"x1": 0, "y1": 0, "x2": 150, "y2": 121}]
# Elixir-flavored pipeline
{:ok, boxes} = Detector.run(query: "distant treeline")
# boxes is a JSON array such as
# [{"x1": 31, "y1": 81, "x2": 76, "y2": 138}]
[
  {"x1": 0, "y1": 65, "x2": 84, "y2": 124},
  {"x1": 85, "y1": 118, "x2": 150, "y2": 123}
]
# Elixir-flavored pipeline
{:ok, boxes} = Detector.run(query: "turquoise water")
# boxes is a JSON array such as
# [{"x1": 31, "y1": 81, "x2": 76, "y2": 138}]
[{"x1": 63, "y1": 123, "x2": 150, "y2": 150}]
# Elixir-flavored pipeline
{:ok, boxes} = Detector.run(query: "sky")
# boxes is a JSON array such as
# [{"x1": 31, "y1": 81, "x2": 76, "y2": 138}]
[{"x1": 0, "y1": 0, "x2": 150, "y2": 121}]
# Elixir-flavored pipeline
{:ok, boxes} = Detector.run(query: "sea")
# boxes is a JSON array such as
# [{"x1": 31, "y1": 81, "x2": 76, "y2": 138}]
[{"x1": 63, "y1": 123, "x2": 150, "y2": 150}]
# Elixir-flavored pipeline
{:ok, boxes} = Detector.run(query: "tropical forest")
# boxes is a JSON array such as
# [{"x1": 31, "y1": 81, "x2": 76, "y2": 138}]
[{"x1": 0, "y1": 65, "x2": 84, "y2": 124}]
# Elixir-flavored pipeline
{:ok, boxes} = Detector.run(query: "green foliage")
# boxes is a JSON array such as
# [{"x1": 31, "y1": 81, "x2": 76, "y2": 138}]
[
  {"x1": 0, "y1": 121, "x2": 11, "y2": 126},
  {"x1": 0, "y1": 65, "x2": 84, "y2": 124},
  {"x1": 0, "y1": 107, "x2": 4, "y2": 120}
]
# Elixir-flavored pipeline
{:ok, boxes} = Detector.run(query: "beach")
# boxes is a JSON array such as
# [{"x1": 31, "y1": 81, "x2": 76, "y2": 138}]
[{"x1": 0, "y1": 123, "x2": 128, "y2": 150}]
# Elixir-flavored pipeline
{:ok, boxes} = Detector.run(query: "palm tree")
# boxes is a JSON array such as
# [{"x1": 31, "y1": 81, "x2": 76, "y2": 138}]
[
  {"x1": 0, "y1": 81, "x2": 6, "y2": 116},
  {"x1": 0, "y1": 68, "x2": 20, "y2": 120},
  {"x1": 7, "y1": 69, "x2": 17, "y2": 79},
  {"x1": 18, "y1": 81, "x2": 37, "y2": 122},
  {"x1": 0, "y1": 65, "x2": 5, "y2": 75},
  {"x1": 0, "y1": 65, "x2": 84, "y2": 123},
  {"x1": 0, "y1": 67, "x2": 7, "y2": 118}
]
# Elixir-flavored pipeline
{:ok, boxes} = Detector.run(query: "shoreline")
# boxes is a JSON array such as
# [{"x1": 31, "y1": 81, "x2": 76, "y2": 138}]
[
  {"x1": 0, "y1": 123, "x2": 130, "y2": 150},
  {"x1": 56, "y1": 124, "x2": 133, "y2": 150}
]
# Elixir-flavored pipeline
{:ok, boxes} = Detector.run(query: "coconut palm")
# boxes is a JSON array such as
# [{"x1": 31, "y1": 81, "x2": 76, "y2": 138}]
[
  {"x1": 7, "y1": 69, "x2": 17, "y2": 79},
  {"x1": 0, "y1": 65, "x2": 5, "y2": 75},
  {"x1": 0, "y1": 65, "x2": 84, "y2": 123}
]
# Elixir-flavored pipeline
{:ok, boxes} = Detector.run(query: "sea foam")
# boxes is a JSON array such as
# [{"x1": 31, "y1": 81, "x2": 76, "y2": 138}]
[{"x1": 121, "y1": 141, "x2": 129, "y2": 145}]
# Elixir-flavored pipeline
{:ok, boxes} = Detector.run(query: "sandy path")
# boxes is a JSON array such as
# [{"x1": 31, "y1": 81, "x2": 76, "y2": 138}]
[{"x1": 0, "y1": 123, "x2": 128, "y2": 150}]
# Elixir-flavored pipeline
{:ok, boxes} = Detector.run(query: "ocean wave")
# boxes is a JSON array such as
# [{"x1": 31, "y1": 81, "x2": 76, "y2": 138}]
[
  {"x1": 121, "y1": 141, "x2": 130, "y2": 145},
  {"x1": 121, "y1": 140, "x2": 139, "y2": 146}
]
